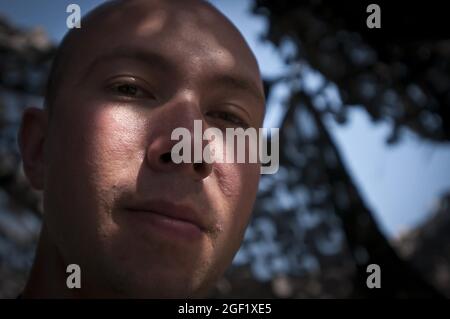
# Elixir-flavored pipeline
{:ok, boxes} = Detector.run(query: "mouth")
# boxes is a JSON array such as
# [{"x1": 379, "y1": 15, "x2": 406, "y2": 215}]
[{"x1": 124, "y1": 200, "x2": 207, "y2": 241}]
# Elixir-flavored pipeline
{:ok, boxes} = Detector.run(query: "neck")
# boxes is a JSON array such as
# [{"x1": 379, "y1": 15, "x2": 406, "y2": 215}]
[{"x1": 22, "y1": 223, "x2": 79, "y2": 299}]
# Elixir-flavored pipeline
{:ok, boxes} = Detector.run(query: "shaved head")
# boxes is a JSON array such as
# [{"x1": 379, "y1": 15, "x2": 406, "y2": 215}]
[{"x1": 22, "y1": 0, "x2": 265, "y2": 298}]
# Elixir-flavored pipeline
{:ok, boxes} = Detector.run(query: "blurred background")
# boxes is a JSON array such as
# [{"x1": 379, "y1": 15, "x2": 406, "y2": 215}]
[{"x1": 0, "y1": 0, "x2": 449, "y2": 298}]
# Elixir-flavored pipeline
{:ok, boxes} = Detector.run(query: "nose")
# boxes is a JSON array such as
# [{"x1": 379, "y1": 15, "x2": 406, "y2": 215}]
[{"x1": 145, "y1": 95, "x2": 213, "y2": 181}]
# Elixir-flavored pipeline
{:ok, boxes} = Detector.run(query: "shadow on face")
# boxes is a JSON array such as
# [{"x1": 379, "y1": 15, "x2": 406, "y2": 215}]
[{"x1": 37, "y1": 0, "x2": 265, "y2": 298}]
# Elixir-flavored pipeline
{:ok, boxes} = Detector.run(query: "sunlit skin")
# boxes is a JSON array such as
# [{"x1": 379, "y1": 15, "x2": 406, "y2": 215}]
[{"x1": 19, "y1": 0, "x2": 265, "y2": 298}]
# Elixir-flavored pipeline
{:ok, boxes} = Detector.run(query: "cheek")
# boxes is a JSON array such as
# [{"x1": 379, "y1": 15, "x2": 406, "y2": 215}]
[
  {"x1": 86, "y1": 107, "x2": 146, "y2": 183},
  {"x1": 46, "y1": 105, "x2": 147, "y2": 222},
  {"x1": 42, "y1": 104, "x2": 149, "y2": 269},
  {"x1": 213, "y1": 162, "x2": 260, "y2": 232},
  {"x1": 206, "y1": 162, "x2": 260, "y2": 272}
]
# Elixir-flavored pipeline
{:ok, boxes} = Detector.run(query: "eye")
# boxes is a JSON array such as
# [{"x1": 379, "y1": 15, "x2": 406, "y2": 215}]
[
  {"x1": 109, "y1": 82, "x2": 155, "y2": 99},
  {"x1": 207, "y1": 111, "x2": 249, "y2": 128}
]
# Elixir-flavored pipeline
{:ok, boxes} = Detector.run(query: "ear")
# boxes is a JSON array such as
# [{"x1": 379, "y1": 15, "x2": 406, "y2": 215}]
[{"x1": 18, "y1": 107, "x2": 48, "y2": 190}]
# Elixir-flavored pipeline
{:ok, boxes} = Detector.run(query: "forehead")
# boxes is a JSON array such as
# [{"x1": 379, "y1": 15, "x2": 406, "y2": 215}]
[{"x1": 65, "y1": 0, "x2": 263, "y2": 92}]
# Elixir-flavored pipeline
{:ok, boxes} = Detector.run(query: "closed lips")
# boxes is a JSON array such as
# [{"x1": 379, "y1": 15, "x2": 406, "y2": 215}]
[{"x1": 126, "y1": 200, "x2": 206, "y2": 231}]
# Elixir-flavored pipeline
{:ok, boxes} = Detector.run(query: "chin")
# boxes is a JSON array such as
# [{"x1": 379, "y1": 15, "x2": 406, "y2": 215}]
[{"x1": 102, "y1": 263, "x2": 212, "y2": 298}]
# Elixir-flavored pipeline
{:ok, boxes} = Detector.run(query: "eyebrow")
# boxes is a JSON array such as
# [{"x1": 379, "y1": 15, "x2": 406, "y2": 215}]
[
  {"x1": 78, "y1": 46, "x2": 174, "y2": 85},
  {"x1": 77, "y1": 46, "x2": 266, "y2": 107},
  {"x1": 209, "y1": 74, "x2": 266, "y2": 107}
]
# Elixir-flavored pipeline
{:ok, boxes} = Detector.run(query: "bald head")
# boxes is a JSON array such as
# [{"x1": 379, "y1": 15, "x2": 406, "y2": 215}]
[
  {"x1": 45, "y1": 0, "x2": 264, "y2": 117},
  {"x1": 20, "y1": 0, "x2": 265, "y2": 298}
]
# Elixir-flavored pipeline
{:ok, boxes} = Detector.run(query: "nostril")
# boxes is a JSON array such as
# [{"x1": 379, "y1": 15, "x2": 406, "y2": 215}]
[
  {"x1": 160, "y1": 152, "x2": 172, "y2": 163},
  {"x1": 193, "y1": 161, "x2": 212, "y2": 179}
]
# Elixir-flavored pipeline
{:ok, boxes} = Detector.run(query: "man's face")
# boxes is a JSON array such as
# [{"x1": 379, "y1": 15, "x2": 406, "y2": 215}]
[{"x1": 41, "y1": 0, "x2": 265, "y2": 297}]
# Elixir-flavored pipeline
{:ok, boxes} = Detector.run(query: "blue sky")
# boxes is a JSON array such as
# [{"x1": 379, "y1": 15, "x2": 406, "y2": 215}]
[{"x1": 1, "y1": 0, "x2": 449, "y2": 238}]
